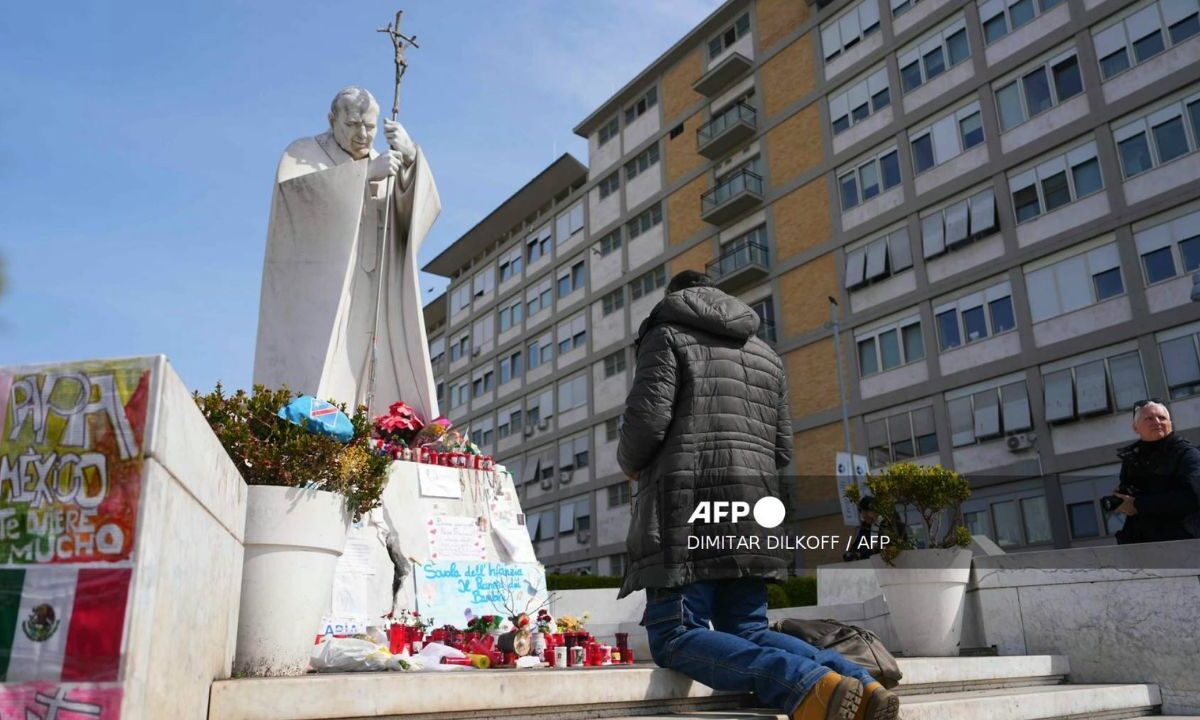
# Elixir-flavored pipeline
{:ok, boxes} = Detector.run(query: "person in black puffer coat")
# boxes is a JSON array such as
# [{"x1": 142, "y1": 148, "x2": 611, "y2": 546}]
[
  {"x1": 617, "y1": 271, "x2": 898, "y2": 720},
  {"x1": 1111, "y1": 400, "x2": 1200, "y2": 544}
]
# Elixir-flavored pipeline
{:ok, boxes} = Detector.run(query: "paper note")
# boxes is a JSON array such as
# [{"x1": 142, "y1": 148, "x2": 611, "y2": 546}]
[
  {"x1": 418, "y1": 464, "x2": 463, "y2": 499},
  {"x1": 427, "y1": 516, "x2": 486, "y2": 561}
]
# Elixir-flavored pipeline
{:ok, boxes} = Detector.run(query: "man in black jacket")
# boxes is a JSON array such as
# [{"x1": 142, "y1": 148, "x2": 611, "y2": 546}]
[
  {"x1": 618, "y1": 271, "x2": 897, "y2": 720},
  {"x1": 1112, "y1": 400, "x2": 1200, "y2": 543}
]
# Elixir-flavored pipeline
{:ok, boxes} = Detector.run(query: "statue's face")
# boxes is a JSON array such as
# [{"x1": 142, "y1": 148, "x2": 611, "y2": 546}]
[{"x1": 329, "y1": 100, "x2": 378, "y2": 160}]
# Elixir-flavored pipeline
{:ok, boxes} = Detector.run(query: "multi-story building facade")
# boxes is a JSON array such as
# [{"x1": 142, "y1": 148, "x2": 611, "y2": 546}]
[{"x1": 427, "y1": 0, "x2": 1200, "y2": 573}]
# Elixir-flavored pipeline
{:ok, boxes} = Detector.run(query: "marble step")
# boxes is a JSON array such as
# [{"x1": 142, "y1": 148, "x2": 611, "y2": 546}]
[
  {"x1": 208, "y1": 655, "x2": 1069, "y2": 720},
  {"x1": 607, "y1": 684, "x2": 1166, "y2": 720}
]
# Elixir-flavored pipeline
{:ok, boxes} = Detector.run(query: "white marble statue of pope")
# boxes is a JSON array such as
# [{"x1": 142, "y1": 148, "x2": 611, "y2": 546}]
[{"x1": 253, "y1": 86, "x2": 440, "y2": 421}]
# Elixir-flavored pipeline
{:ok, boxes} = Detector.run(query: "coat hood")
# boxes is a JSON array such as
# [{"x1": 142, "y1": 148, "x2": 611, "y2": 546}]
[{"x1": 637, "y1": 286, "x2": 760, "y2": 344}]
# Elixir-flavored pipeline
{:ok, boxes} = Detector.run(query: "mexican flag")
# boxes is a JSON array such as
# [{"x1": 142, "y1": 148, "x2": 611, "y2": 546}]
[{"x1": 0, "y1": 566, "x2": 131, "y2": 682}]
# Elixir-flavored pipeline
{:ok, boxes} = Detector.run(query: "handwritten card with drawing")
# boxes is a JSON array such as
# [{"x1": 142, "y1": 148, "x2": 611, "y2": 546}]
[
  {"x1": 418, "y1": 464, "x2": 462, "y2": 499},
  {"x1": 413, "y1": 561, "x2": 548, "y2": 628},
  {"x1": 426, "y1": 516, "x2": 486, "y2": 561}
]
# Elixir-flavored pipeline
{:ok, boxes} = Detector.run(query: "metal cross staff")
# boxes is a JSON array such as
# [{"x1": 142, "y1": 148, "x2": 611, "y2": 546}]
[
  {"x1": 376, "y1": 10, "x2": 419, "y2": 121},
  {"x1": 365, "y1": 10, "x2": 420, "y2": 413}
]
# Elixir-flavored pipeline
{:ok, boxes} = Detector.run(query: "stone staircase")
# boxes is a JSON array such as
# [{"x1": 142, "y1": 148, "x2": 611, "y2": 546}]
[{"x1": 208, "y1": 655, "x2": 1190, "y2": 720}]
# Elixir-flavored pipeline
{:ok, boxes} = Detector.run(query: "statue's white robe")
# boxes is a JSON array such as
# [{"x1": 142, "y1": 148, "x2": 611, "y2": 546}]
[{"x1": 253, "y1": 131, "x2": 440, "y2": 421}]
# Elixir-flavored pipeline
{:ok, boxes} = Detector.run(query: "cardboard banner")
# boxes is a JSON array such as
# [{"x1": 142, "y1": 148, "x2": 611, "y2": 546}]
[
  {"x1": 1, "y1": 358, "x2": 151, "y2": 704},
  {"x1": 413, "y1": 561, "x2": 547, "y2": 628}
]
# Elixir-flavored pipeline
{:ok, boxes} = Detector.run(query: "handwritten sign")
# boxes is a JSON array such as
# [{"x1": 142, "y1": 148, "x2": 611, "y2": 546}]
[
  {"x1": 417, "y1": 464, "x2": 462, "y2": 499},
  {"x1": 413, "y1": 561, "x2": 547, "y2": 628},
  {"x1": 426, "y1": 516, "x2": 485, "y2": 561},
  {"x1": 0, "y1": 682, "x2": 122, "y2": 719}
]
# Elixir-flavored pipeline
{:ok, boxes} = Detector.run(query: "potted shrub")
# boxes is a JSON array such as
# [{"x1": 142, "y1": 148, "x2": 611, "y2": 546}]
[
  {"x1": 846, "y1": 462, "x2": 972, "y2": 657},
  {"x1": 196, "y1": 384, "x2": 389, "y2": 676}
]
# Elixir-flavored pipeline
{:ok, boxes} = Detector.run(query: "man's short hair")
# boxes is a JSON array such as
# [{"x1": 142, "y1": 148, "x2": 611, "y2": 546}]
[
  {"x1": 858, "y1": 496, "x2": 875, "y2": 513},
  {"x1": 1133, "y1": 398, "x2": 1169, "y2": 422},
  {"x1": 666, "y1": 270, "x2": 714, "y2": 294},
  {"x1": 329, "y1": 86, "x2": 378, "y2": 117}
]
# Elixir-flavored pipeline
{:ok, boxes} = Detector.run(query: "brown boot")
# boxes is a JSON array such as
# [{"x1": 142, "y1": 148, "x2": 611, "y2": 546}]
[
  {"x1": 854, "y1": 681, "x2": 900, "y2": 720},
  {"x1": 792, "y1": 672, "x2": 863, "y2": 720}
]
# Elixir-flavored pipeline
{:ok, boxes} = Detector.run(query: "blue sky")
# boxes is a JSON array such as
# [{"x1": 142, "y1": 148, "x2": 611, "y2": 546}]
[{"x1": 0, "y1": 0, "x2": 720, "y2": 392}]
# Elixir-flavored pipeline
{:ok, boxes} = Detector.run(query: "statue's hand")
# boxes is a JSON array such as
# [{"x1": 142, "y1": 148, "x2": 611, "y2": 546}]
[
  {"x1": 384, "y1": 119, "x2": 416, "y2": 166},
  {"x1": 368, "y1": 150, "x2": 404, "y2": 181}
]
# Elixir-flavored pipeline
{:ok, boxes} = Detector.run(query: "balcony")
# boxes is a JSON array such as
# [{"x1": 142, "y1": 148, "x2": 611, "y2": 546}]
[
  {"x1": 701, "y1": 168, "x2": 764, "y2": 225},
  {"x1": 697, "y1": 102, "x2": 757, "y2": 159},
  {"x1": 706, "y1": 238, "x2": 770, "y2": 292},
  {"x1": 693, "y1": 52, "x2": 753, "y2": 97}
]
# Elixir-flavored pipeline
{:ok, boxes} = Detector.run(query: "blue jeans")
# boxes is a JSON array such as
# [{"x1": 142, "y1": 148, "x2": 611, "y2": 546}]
[{"x1": 641, "y1": 578, "x2": 875, "y2": 715}]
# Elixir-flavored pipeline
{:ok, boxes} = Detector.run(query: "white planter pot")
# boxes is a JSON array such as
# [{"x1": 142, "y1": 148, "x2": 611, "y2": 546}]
[
  {"x1": 234, "y1": 485, "x2": 351, "y2": 676},
  {"x1": 872, "y1": 547, "x2": 973, "y2": 657}
]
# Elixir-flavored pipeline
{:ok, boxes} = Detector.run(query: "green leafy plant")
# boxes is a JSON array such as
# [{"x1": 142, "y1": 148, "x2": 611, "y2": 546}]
[
  {"x1": 194, "y1": 383, "x2": 389, "y2": 519},
  {"x1": 845, "y1": 462, "x2": 972, "y2": 564}
]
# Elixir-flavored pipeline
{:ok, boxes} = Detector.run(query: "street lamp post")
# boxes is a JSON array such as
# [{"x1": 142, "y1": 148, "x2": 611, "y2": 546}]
[{"x1": 828, "y1": 297, "x2": 852, "y2": 458}]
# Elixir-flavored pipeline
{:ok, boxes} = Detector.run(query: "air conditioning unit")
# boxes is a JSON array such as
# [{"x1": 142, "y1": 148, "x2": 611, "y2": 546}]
[
  {"x1": 560, "y1": 469, "x2": 574, "y2": 484},
  {"x1": 471, "y1": 347, "x2": 481, "y2": 358},
  {"x1": 1006, "y1": 432, "x2": 1036, "y2": 452},
  {"x1": 523, "y1": 426, "x2": 536, "y2": 437},
  {"x1": 538, "y1": 419, "x2": 550, "y2": 430},
  {"x1": 576, "y1": 530, "x2": 590, "y2": 544},
  {"x1": 540, "y1": 476, "x2": 553, "y2": 491}
]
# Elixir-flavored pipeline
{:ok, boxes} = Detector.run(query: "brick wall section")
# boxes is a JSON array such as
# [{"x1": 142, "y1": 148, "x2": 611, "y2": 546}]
[
  {"x1": 756, "y1": 0, "x2": 811, "y2": 52},
  {"x1": 666, "y1": 113, "x2": 707, "y2": 185},
  {"x1": 779, "y1": 252, "x2": 836, "y2": 338},
  {"x1": 668, "y1": 175, "x2": 709, "y2": 246},
  {"x1": 784, "y1": 338, "x2": 838, "y2": 416},
  {"x1": 760, "y1": 33, "x2": 815, "y2": 119},
  {"x1": 772, "y1": 179, "x2": 832, "y2": 262},
  {"x1": 767, "y1": 104, "x2": 823, "y2": 188},
  {"x1": 799, "y1": 513, "x2": 853, "y2": 568},
  {"x1": 791, "y1": 422, "x2": 847, "y2": 481},
  {"x1": 662, "y1": 47, "x2": 704, "y2": 126},
  {"x1": 670, "y1": 239, "x2": 715, "y2": 275}
]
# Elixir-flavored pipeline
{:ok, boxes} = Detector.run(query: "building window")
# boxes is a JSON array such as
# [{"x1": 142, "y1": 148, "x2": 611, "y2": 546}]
[
  {"x1": 1043, "y1": 350, "x2": 1148, "y2": 423},
  {"x1": 922, "y1": 187, "x2": 998, "y2": 259},
  {"x1": 857, "y1": 316, "x2": 925, "y2": 377},
  {"x1": 557, "y1": 259, "x2": 586, "y2": 299},
  {"x1": 1025, "y1": 240, "x2": 1124, "y2": 322},
  {"x1": 1136, "y1": 208, "x2": 1200, "y2": 285},
  {"x1": 1009, "y1": 140, "x2": 1103, "y2": 224},
  {"x1": 890, "y1": 0, "x2": 926, "y2": 17},
  {"x1": 909, "y1": 100, "x2": 985, "y2": 175},
  {"x1": 598, "y1": 116, "x2": 619, "y2": 146},
  {"x1": 429, "y1": 337, "x2": 446, "y2": 366},
  {"x1": 527, "y1": 333, "x2": 553, "y2": 371},
  {"x1": 838, "y1": 146, "x2": 902, "y2": 210},
  {"x1": 845, "y1": 227, "x2": 913, "y2": 290},
  {"x1": 498, "y1": 406, "x2": 523, "y2": 439},
  {"x1": 472, "y1": 370, "x2": 494, "y2": 398},
  {"x1": 450, "y1": 284, "x2": 472, "y2": 316},
  {"x1": 1093, "y1": 0, "x2": 1200, "y2": 81},
  {"x1": 607, "y1": 483, "x2": 632, "y2": 507},
  {"x1": 624, "y1": 87, "x2": 658, "y2": 124},
  {"x1": 498, "y1": 247, "x2": 524, "y2": 283},
  {"x1": 557, "y1": 373, "x2": 589, "y2": 411},
  {"x1": 605, "y1": 416, "x2": 622, "y2": 442},
  {"x1": 821, "y1": 0, "x2": 881, "y2": 62},
  {"x1": 472, "y1": 317, "x2": 494, "y2": 349},
  {"x1": 555, "y1": 201, "x2": 585, "y2": 244},
  {"x1": 450, "y1": 378, "x2": 469, "y2": 409},
  {"x1": 626, "y1": 204, "x2": 663, "y2": 240},
  {"x1": 499, "y1": 350, "x2": 523, "y2": 385},
  {"x1": 630, "y1": 265, "x2": 667, "y2": 300},
  {"x1": 996, "y1": 49, "x2": 1084, "y2": 132},
  {"x1": 830, "y1": 66, "x2": 891, "y2": 135},
  {"x1": 599, "y1": 171, "x2": 621, "y2": 200},
  {"x1": 898, "y1": 18, "x2": 971, "y2": 95},
  {"x1": 624, "y1": 143, "x2": 661, "y2": 181},
  {"x1": 526, "y1": 278, "x2": 553, "y2": 317},
  {"x1": 935, "y1": 281, "x2": 1016, "y2": 351},
  {"x1": 526, "y1": 224, "x2": 552, "y2": 264},
  {"x1": 597, "y1": 229, "x2": 623, "y2": 257},
  {"x1": 710, "y1": 12, "x2": 752, "y2": 59},
  {"x1": 554, "y1": 312, "x2": 587, "y2": 355},
  {"x1": 751, "y1": 298, "x2": 777, "y2": 344},
  {"x1": 1113, "y1": 89, "x2": 1200, "y2": 180},
  {"x1": 558, "y1": 434, "x2": 590, "y2": 474},
  {"x1": 472, "y1": 268, "x2": 496, "y2": 299},
  {"x1": 450, "y1": 333, "x2": 470, "y2": 362},
  {"x1": 866, "y1": 407, "x2": 938, "y2": 466},
  {"x1": 498, "y1": 298, "x2": 524, "y2": 332},
  {"x1": 1159, "y1": 328, "x2": 1200, "y2": 399},
  {"x1": 602, "y1": 350, "x2": 627, "y2": 378},
  {"x1": 981, "y1": 0, "x2": 1066, "y2": 45},
  {"x1": 948, "y1": 380, "x2": 1032, "y2": 446},
  {"x1": 600, "y1": 288, "x2": 625, "y2": 316}
]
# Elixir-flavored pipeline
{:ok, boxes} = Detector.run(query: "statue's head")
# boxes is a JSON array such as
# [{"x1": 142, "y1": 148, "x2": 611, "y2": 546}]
[{"x1": 328, "y1": 86, "x2": 380, "y2": 160}]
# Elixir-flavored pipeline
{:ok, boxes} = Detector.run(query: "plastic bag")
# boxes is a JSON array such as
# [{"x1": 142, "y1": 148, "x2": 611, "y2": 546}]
[
  {"x1": 310, "y1": 637, "x2": 421, "y2": 672},
  {"x1": 278, "y1": 395, "x2": 354, "y2": 443}
]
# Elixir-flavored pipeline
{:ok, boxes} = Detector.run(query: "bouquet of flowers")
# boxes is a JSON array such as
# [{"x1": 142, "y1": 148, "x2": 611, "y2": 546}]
[
  {"x1": 555, "y1": 612, "x2": 590, "y2": 633},
  {"x1": 466, "y1": 614, "x2": 503, "y2": 635},
  {"x1": 371, "y1": 401, "x2": 426, "y2": 460},
  {"x1": 393, "y1": 609, "x2": 433, "y2": 635},
  {"x1": 413, "y1": 416, "x2": 453, "y2": 447},
  {"x1": 535, "y1": 608, "x2": 555, "y2": 634}
]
